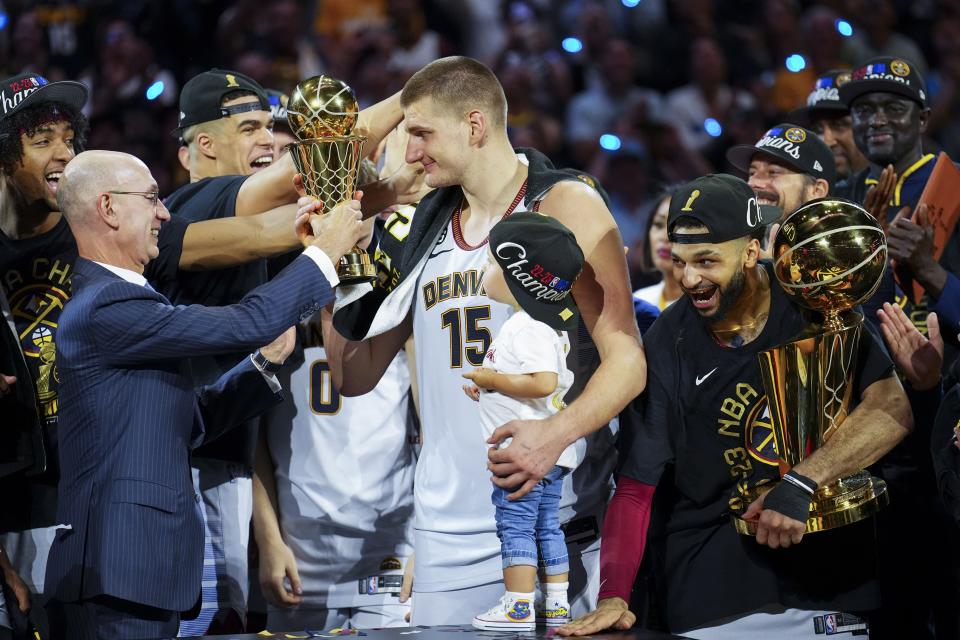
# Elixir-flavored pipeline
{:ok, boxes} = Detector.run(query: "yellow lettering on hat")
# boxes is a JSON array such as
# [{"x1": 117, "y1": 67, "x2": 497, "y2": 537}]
[
  {"x1": 681, "y1": 189, "x2": 701, "y2": 212},
  {"x1": 225, "y1": 74, "x2": 240, "y2": 88}
]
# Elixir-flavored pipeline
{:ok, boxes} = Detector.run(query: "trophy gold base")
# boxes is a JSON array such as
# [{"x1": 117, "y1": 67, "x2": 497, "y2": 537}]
[
  {"x1": 338, "y1": 248, "x2": 377, "y2": 285},
  {"x1": 731, "y1": 470, "x2": 889, "y2": 535}
]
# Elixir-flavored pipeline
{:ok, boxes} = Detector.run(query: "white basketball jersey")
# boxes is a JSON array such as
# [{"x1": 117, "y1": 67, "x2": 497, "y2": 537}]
[
  {"x1": 412, "y1": 205, "x2": 519, "y2": 592},
  {"x1": 412, "y1": 162, "x2": 616, "y2": 591},
  {"x1": 265, "y1": 342, "x2": 415, "y2": 607}
]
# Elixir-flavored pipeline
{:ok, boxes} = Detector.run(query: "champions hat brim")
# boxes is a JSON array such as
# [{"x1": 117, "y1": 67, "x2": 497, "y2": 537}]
[
  {"x1": 489, "y1": 213, "x2": 584, "y2": 332},
  {"x1": 726, "y1": 123, "x2": 836, "y2": 187},
  {"x1": 668, "y1": 173, "x2": 780, "y2": 244},
  {"x1": 838, "y1": 79, "x2": 926, "y2": 107},
  {"x1": 785, "y1": 103, "x2": 849, "y2": 127},
  {"x1": 727, "y1": 144, "x2": 775, "y2": 174},
  {"x1": 0, "y1": 80, "x2": 87, "y2": 120}
]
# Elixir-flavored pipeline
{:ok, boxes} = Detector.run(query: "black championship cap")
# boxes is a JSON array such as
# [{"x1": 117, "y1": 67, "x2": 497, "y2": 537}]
[
  {"x1": 489, "y1": 212, "x2": 584, "y2": 331},
  {"x1": 788, "y1": 69, "x2": 853, "y2": 124},
  {"x1": 668, "y1": 174, "x2": 778, "y2": 244},
  {"x1": 0, "y1": 73, "x2": 87, "y2": 121},
  {"x1": 176, "y1": 69, "x2": 270, "y2": 133},
  {"x1": 838, "y1": 56, "x2": 927, "y2": 107},
  {"x1": 726, "y1": 123, "x2": 836, "y2": 187},
  {"x1": 266, "y1": 89, "x2": 291, "y2": 131}
]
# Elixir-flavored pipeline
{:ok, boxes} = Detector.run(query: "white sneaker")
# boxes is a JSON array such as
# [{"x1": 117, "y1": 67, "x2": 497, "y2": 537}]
[{"x1": 472, "y1": 594, "x2": 535, "y2": 631}]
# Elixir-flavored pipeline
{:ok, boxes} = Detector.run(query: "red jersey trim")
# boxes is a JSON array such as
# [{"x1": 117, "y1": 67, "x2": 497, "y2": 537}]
[{"x1": 451, "y1": 179, "x2": 528, "y2": 251}]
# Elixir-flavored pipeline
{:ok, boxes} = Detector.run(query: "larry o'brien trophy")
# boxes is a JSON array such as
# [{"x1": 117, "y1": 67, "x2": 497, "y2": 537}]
[
  {"x1": 732, "y1": 198, "x2": 889, "y2": 535},
  {"x1": 286, "y1": 75, "x2": 376, "y2": 284}
]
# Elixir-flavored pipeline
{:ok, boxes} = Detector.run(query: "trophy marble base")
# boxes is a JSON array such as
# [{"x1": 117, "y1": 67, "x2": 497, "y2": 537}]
[
  {"x1": 338, "y1": 249, "x2": 377, "y2": 285},
  {"x1": 731, "y1": 470, "x2": 889, "y2": 535}
]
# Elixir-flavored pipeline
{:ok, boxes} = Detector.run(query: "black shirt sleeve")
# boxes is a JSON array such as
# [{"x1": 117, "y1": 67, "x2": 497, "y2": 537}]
[
  {"x1": 620, "y1": 333, "x2": 675, "y2": 486},
  {"x1": 145, "y1": 215, "x2": 188, "y2": 290}
]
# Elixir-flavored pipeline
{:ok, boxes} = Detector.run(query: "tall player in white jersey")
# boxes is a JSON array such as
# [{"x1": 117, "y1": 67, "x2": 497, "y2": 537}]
[
  {"x1": 254, "y1": 317, "x2": 416, "y2": 630},
  {"x1": 321, "y1": 57, "x2": 646, "y2": 625}
]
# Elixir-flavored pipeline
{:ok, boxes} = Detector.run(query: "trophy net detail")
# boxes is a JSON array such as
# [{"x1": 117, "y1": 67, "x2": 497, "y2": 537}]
[{"x1": 290, "y1": 137, "x2": 365, "y2": 212}]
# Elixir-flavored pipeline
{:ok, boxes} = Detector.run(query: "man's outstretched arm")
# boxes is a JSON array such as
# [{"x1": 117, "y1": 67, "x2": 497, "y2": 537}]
[
  {"x1": 178, "y1": 204, "x2": 299, "y2": 270},
  {"x1": 558, "y1": 476, "x2": 654, "y2": 636}
]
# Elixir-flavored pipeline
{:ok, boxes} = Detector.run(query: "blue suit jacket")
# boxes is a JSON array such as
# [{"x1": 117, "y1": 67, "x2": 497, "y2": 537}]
[{"x1": 44, "y1": 253, "x2": 334, "y2": 611}]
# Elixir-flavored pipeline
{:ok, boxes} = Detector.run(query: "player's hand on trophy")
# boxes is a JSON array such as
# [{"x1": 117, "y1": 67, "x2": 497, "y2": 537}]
[
  {"x1": 302, "y1": 192, "x2": 367, "y2": 264},
  {"x1": 877, "y1": 304, "x2": 943, "y2": 390},
  {"x1": 743, "y1": 487, "x2": 807, "y2": 549},
  {"x1": 487, "y1": 418, "x2": 567, "y2": 499},
  {"x1": 357, "y1": 216, "x2": 377, "y2": 250},
  {"x1": 258, "y1": 539, "x2": 303, "y2": 607},
  {"x1": 295, "y1": 195, "x2": 324, "y2": 246},
  {"x1": 384, "y1": 159, "x2": 429, "y2": 205},
  {"x1": 863, "y1": 164, "x2": 896, "y2": 230},
  {"x1": 557, "y1": 597, "x2": 635, "y2": 636}
]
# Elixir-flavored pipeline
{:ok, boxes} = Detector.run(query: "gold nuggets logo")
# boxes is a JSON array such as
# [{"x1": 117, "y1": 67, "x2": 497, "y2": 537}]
[
  {"x1": 379, "y1": 556, "x2": 402, "y2": 572},
  {"x1": 716, "y1": 382, "x2": 779, "y2": 512},
  {"x1": 785, "y1": 127, "x2": 806, "y2": 144},
  {"x1": 815, "y1": 265, "x2": 846, "y2": 283},
  {"x1": 837, "y1": 72, "x2": 852, "y2": 86},
  {"x1": 10, "y1": 283, "x2": 68, "y2": 419},
  {"x1": 745, "y1": 398, "x2": 778, "y2": 465},
  {"x1": 10, "y1": 284, "x2": 67, "y2": 359},
  {"x1": 891, "y1": 60, "x2": 910, "y2": 77}
]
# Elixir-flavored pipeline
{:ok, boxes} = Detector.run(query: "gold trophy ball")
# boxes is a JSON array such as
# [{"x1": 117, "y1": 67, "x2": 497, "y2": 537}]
[
  {"x1": 286, "y1": 75, "x2": 360, "y2": 140},
  {"x1": 772, "y1": 198, "x2": 887, "y2": 316}
]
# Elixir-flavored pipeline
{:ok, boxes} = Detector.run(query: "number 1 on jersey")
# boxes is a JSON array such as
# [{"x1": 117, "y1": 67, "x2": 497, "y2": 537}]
[{"x1": 440, "y1": 305, "x2": 492, "y2": 368}]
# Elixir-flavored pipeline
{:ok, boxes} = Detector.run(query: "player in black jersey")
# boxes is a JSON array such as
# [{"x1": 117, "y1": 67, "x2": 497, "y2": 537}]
[{"x1": 562, "y1": 174, "x2": 911, "y2": 639}]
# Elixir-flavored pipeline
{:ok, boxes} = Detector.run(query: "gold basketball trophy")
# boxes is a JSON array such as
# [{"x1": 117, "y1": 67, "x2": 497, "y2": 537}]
[
  {"x1": 732, "y1": 198, "x2": 889, "y2": 535},
  {"x1": 286, "y1": 75, "x2": 376, "y2": 284}
]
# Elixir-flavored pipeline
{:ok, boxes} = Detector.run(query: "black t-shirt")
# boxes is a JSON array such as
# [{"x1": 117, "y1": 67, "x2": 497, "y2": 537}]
[
  {"x1": 160, "y1": 175, "x2": 268, "y2": 465},
  {"x1": 160, "y1": 176, "x2": 267, "y2": 307},
  {"x1": 620, "y1": 261, "x2": 895, "y2": 632},
  {"x1": 0, "y1": 214, "x2": 186, "y2": 529}
]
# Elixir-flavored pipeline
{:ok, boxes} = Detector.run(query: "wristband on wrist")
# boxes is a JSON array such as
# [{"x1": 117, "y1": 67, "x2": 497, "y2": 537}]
[
  {"x1": 763, "y1": 471, "x2": 818, "y2": 523},
  {"x1": 781, "y1": 469, "x2": 818, "y2": 496},
  {"x1": 252, "y1": 350, "x2": 283, "y2": 375}
]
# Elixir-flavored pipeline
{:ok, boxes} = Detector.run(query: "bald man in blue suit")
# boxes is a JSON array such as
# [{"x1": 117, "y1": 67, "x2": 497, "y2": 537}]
[{"x1": 43, "y1": 150, "x2": 367, "y2": 639}]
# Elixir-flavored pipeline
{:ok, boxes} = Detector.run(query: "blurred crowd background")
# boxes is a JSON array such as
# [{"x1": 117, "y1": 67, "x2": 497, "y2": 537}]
[{"x1": 0, "y1": 0, "x2": 956, "y2": 286}]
